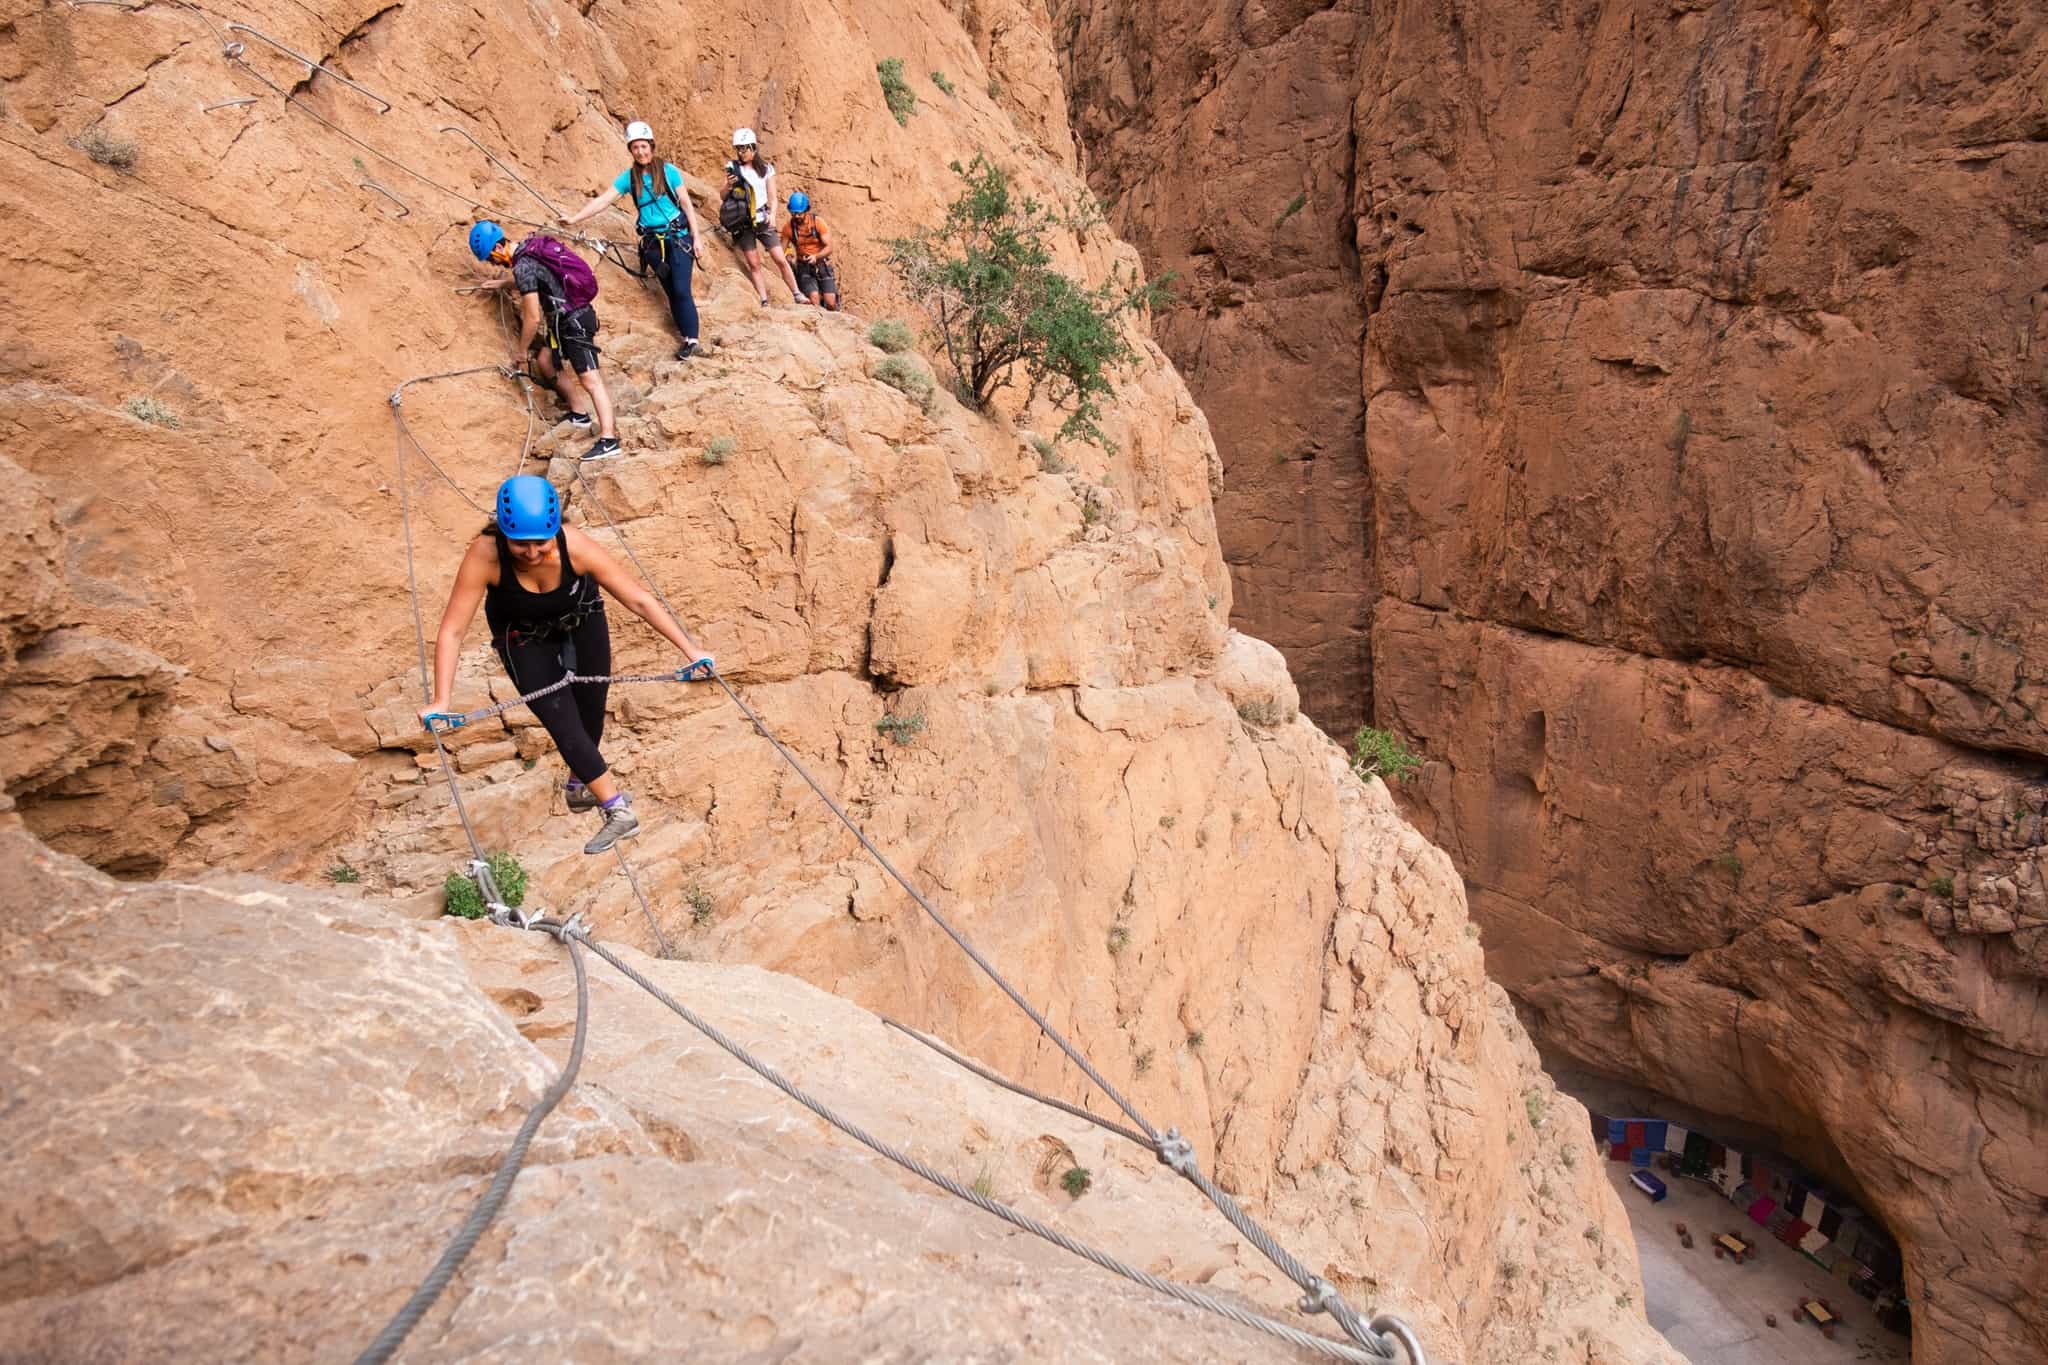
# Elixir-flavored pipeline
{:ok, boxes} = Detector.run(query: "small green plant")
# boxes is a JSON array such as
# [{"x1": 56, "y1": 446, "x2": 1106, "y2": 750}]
[
  {"x1": 75, "y1": 127, "x2": 138, "y2": 171},
  {"x1": 1929, "y1": 874, "x2": 1955, "y2": 898},
  {"x1": 685, "y1": 880, "x2": 715, "y2": 927},
  {"x1": 971, "y1": 1164, "x2": 994, "y2": 1198},
  {"x1": 1080, "y1": 489, "x2": 1104, "y2": 526},
  {"x1": 868, "y1": 318, "x2": 915, "y2": 353},
  {"x1": 1465, "y1": 922, "x2": 1481, "y2": 939},
  {"x1": 1061, "y1": 1165, "x2": 1091, "y2": 1197},
  {"x1": 1351, "y1": 725, "x2": 1421, "y2": 783},
  {"x1": 874, "y1": 353, "x2": 936, "y2": 410},
  {"x1": 1584, "y1": 1224, "x2": 1602, "y2": 1245},
  {"x1": 521, "y1": 756, "x2": 537, "y2": 770},
  {"x1": 986, "y1": 77, "x2": 1003, "y2": 99},
  {"x1": 1133, "y1": 1047, "x2": 1155, "y2": 1075},
  {"x1": 1186, "y1": 1030, "x2": 1204, "y2": 1049},
  {"x1": 1715, "y1": 851, "x2": 1743, "y2": 878},
  {"x1": 1206, "y1": 593, "x2": 1219, "y2": 609},
  {"x1": 703, "y1": 435, "x2": 736, "y2": 466},
  {"x1": 1274, "y1": 192, "x2": 1306, "y2": 228},
  {"x1": 1236, "y1": 698, "x2": 1289, "y2": 727},
  {"x1": 1524, "y1": 1089, "x2": 1548, "y2": 1127},
  {"x1": 1106, "y1": 924, "x2": 1131, "y2": 956},
  {"x1": 1030, "y1": 435, "x2": 1068, "y2": 474},
  {"x1": 442, "y1": 851, "x2": 528, "y2": 919},
  {"x1": 1501, "y1": 1259, "x2": 1522, "y2": 1283},
  {"x1": 931, "y1": 70, "x2": 956, "y2": 96},
  {"x1": 124, "y1": 396, "x2": 180, "y2": 429},
  {"x1": 874, "y1": 710, "x2": 928, "y2": 746},
  {"x1": 877, "y1": 57, "x2": 918, "y2": 125},
  {"x1": 1159, "y1": 814, "x2": 1176, "y2": 830},
  {"x1": 327, "y1": 862, "x2": 361, "y2": 884},
  {"x1": 1615, "y1": 1291, "x2": 1633, "y2": 1309}
]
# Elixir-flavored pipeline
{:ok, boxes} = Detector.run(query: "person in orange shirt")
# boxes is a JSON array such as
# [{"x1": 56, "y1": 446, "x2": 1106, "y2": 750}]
[{"x1": 780, "y1": 192, "x2": 840, "y2": 310}]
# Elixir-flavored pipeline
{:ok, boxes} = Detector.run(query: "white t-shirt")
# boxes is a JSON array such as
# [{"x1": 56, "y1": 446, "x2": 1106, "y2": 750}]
[{"x1": 729, "y1": 159, "x2": 773, "y2": 223}]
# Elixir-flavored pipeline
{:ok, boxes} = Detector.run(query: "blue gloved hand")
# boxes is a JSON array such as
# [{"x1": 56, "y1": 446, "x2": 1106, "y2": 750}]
[{"x1": 674, "y1": 656, "x2": 715, "y2": 682}]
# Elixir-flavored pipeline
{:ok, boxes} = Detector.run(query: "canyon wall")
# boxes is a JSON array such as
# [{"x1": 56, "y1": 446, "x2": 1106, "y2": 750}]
[
  {"x1": 0, "y1": 0, "x2": 1682, "y2": 1359},
  {"x1": 1059, "y1": 1, "x2": 2048, "y2": 1361}
]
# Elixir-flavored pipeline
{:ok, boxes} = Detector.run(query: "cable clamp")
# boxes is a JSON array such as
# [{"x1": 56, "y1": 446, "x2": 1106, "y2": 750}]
[
  {"x1": 1155, "y1": 1127, "x2": 1198, "y2": 1178},
  {"x1": 1297, "y1": 1275, "x2": 1339, "y2": 1318}
]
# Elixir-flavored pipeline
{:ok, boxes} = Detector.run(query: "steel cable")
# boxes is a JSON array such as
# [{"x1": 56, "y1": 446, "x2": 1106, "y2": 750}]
[
  {"x1": 354, "y1": 921, "x2": 589, "y2": 1364},
  {"x1": 569, "y1": 929, "x2": 1393, "y2": 1363}
]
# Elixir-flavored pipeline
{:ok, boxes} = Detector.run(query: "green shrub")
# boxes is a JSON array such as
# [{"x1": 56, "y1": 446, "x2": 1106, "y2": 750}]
[
  {"x1": 1133, "y1": 1047, "x2": 1154, "y2": 1075},
  {"x1": 1236, "y1": 698, "x2": 1289, "y2": 727},
  {"x1": 874, "y1": 354, "x2": 935, "y2": 409},
  {"x1": 1351, "y1": 725, "x2": 1422, "y2": 783},
  {"x1": 75, "y1": 127, "x2": 137, "y2": 170},
  {"x1": 931, "y1": 70, "x2": 956, "y2": 96},
  {"x1": 867, "y1": 318, "x2": 915, "y2": 353},
  {"x1": 986, "y1": 77, "x2": 1004, "y2": 99},
  {"x1": 1080, "y1": 488, "x2": 1104, "y2": 526},
  {"x1": 442, "y1": 850, "x2": 529, "y2": 919},
  {"x1": 1929, "y1": 874, "x2": 1955, "y2": 898},
  {"x1": 1105, "y1": 924, "x2": 1130, "y2": 955},
  {"x1": 1185, "y1": 1030, "x2": 1203, "y2": 1049},
  {"x1": 884, "y1": 155, "x2": 1169, "y2": 445},
  {"x1": 1274, "y1": 192, "x2": 1306, "y2": 228},
  {"x1": 971, "y1": 1164, "x2": 994, "y2": 1198},
  {"x1": 1061, "y1": 1165, "x2": 1091, "y2": 1197},
  {"x1": 703, "y1": 435, "x2": 736, "y2": 466},
  {"x1": 874, "y1": 710, "x2": 927, "y2": 746},
  {"x1": 1524, "y1": 1089, "x2": 1548, "y2": 1126},
  {"x1": 124, "y1": 396, "x2": 180, "y2": 429},
  {"x1": 327, "y1": 862, "x2": 361, "y2": 884},
  {"x1": 685, "y1": 880, "x2": 715, "y2": 926},
  {"x1": 877, "y1": 57, "x2": 917, "y2": 125}
]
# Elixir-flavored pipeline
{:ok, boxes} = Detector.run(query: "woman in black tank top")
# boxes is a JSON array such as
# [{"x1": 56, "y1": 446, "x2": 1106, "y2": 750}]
[{"x1": 419, "y1": 489, "x2": 715, "y2": 856}]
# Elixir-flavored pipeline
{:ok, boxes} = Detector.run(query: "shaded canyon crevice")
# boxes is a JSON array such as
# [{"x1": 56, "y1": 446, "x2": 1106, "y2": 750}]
[{"x1": 1057, "y1": 1, "x2": 2048, "y2": 1362}]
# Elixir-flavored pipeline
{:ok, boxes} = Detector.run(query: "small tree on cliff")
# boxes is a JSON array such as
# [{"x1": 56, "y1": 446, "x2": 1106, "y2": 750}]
[{"x1": 883, "y1": 155, "x2": 1168, "y2": 444}]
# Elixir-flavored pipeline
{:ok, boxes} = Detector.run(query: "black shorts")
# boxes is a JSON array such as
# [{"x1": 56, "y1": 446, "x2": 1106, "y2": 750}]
[
  {"x1": 731, "y1": 219, "x2": 776, "y2": 252},
  {"x1": 795, "y1": 258, "x2": 838, "y2": 296},
  {"x1": 535, "y1": 304, "x2": 601, "y2": 374}
]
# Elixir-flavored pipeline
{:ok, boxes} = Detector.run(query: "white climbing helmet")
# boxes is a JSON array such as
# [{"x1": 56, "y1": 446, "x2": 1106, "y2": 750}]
[
  {"x1": 624, "y1": 120, "x2": 655, "y2": 146},
  {"x1": 731, "y1": 126, "x2": 757, "y2": 147}
]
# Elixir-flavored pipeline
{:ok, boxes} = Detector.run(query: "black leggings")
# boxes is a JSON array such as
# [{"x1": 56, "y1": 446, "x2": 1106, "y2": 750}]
[{"x1": 497, "y1": 610, "x2": 611, "y2": 784}]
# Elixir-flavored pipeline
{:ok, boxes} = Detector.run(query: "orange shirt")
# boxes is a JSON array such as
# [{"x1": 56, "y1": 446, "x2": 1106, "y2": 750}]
[{"x1": 781, "y1": 214, "x2": 832, "y2": 262}]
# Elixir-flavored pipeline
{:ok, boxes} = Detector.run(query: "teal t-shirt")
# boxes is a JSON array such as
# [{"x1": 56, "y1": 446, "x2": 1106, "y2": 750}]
[{"x1": 614, "y1": 163, "x2": 687, "y2": 231}]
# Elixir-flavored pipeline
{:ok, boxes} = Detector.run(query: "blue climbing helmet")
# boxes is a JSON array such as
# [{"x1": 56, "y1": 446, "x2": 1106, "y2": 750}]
[
  {"x1": 787, "y1": 191, "x2": 810, "y2": 214},
  {"x1": 468, "y1": 220, "x2": 507, "y2": 262},
  {"x1": 495, "y1": 475, "x2": 560, "y2": 541}
]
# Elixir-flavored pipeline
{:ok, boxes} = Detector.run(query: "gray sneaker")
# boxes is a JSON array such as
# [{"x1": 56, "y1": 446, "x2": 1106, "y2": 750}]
[
  {"x1": 564, "y1": 780, "x2": 600, "y2": 811},
  {"x1": 583, "y1": 796, "x2": 640, "y2": 854}
]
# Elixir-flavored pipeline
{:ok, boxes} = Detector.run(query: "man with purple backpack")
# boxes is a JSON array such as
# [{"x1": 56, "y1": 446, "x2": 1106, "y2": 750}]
[{"x1": 468, "y1": 221, "x2": 621, "y2": 461}]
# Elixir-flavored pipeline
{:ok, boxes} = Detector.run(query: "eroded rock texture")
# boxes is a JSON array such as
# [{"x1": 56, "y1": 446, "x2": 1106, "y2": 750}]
[
  {"x1": 0, "y1": 0, "x2": 1680, "y2": 1359},
  {"x1": 1062, "y1": 1, "x2": 2048, "y2": 1361}
]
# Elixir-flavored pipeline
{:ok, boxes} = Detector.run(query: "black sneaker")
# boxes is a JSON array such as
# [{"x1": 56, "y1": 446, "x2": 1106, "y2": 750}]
[
  {"x1": 582, "y1": 437, "x2": 622, "y2": 461},
  {"x1": 675, "y1": 339, "x2": 701, "y2": 361},
  {"x1": 562, "y1": 411, "x2": 594, "y2": 430}
]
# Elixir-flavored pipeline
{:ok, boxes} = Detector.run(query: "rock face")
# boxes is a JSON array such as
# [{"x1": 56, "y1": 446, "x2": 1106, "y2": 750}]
[
  {"x1": 1059, "y1": 1, "x2": 2048, "y2": 1362},
  {"x1": 0, "y1": 0, "x2": 1681, "y2": 1360}
]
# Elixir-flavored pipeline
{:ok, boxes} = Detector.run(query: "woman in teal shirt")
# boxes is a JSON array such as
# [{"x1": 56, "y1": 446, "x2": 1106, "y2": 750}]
[{"x1": 562, "y1": 121, "x2": 706, "y2": 360}]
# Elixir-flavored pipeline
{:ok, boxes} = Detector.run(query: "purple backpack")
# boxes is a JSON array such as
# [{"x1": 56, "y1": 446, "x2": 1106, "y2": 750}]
[{"x1": 513, "y1": 236, "x2": 599, "y2": 312}]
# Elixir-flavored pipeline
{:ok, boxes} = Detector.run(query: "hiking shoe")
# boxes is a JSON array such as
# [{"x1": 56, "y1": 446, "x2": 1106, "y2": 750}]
[
  {"x1": 675, "y1": 339, "x2": 701, "y2": 361},
  {"x1": 792, "y1": 290, "x2": 807, "y2": 304},
  {"x1": 583, "y1": 796, "x2": 640, "y2": 855},
  {"x1": 564, "y1": 779, "x2": 600, "y2": 811},
  {"x1": 582, "y1": 437, "x2": 622, "y2": 461},
  {"x1": 560, "y1": 411, "x2": 594, "y2": 430}
]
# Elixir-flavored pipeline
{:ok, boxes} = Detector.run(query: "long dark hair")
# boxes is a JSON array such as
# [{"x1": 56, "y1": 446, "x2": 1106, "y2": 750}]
[{"x1": 627, "y1": 145, "x2": 671, "y2": 210}]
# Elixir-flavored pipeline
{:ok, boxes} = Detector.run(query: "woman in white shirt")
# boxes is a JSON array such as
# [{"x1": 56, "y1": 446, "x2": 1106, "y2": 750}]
[{"x1": 721, "y1": 127, "x2": 804, "y2": 305}]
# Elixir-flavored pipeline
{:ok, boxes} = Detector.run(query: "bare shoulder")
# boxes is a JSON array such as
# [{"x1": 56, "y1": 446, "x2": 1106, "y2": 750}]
[{"x1": 464, "y1": 532, "x2": 500, "y2": 583}]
